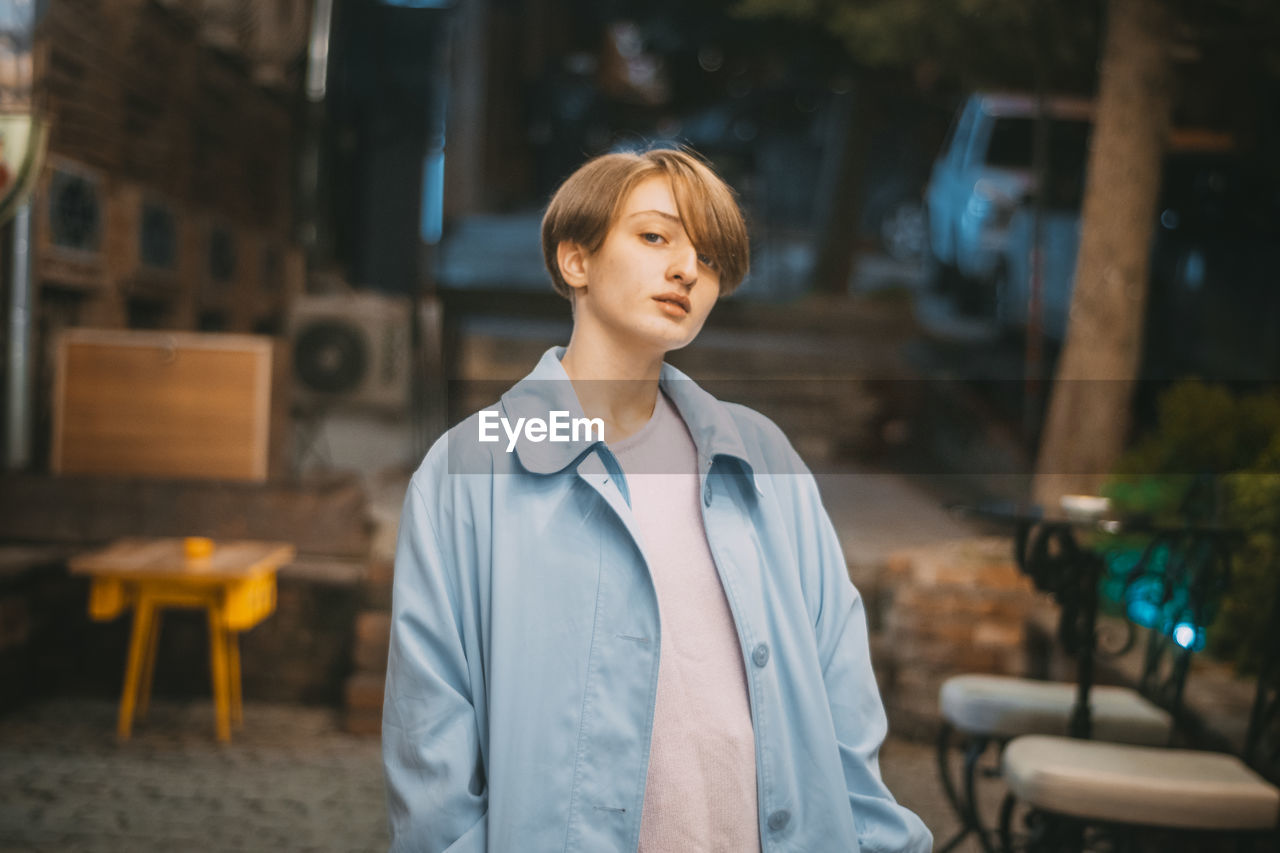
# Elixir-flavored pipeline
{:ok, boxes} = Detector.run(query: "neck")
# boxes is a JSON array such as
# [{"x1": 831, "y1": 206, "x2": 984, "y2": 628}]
[{"x1": 560, "y1": 326, "x2": 663, "y2": 442}]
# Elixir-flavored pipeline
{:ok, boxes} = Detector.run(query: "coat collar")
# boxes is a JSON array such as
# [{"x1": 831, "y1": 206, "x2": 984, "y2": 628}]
[{"x1": 499, "y1": 346, "x2": 758, "y2": 488}]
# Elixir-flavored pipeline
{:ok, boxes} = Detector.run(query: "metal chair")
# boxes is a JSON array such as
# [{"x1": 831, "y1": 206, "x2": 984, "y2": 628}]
[
  {"x1": 997, "y1": 534, "x2": 1279, "y2": 852},
  {"x1": 936, "y1": 518, "x2": 1233, "y2": 853}
]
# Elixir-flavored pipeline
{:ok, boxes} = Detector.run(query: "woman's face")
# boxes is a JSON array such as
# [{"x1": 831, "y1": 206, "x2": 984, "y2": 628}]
[{"x1": 562, "y1": 175, "x2": 721, "y2": 357}]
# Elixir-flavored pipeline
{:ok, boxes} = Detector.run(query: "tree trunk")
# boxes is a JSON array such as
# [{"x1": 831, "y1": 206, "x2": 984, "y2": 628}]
[
  {"x1": 811, "y1": 87, "x2": 871, "y2": 296},
  {"x1": 1032, "y1": 0, "x2": 1174, "y2": 507}
]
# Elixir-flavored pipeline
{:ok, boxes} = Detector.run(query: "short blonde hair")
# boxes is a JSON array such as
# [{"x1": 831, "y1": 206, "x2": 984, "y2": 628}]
[{"x1": 541, "y1": 148, "x2": 750, "y2": 299}]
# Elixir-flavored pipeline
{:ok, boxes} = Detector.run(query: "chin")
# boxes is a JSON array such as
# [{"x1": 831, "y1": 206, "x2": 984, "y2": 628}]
[
  {"x1": 659, "y1": 334, "x2": 698, "y2": 353},
  {"x1": 642, "y1": 322, "x2": 701, "y2": 354},
  {"x1": 594, "y1": 313, "x2": 705, "y2": 358}
]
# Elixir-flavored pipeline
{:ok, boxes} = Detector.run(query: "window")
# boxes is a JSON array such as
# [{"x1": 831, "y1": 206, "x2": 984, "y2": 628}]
[{"x1": 984, "y1": 117, "x2": 1091, "y2": 175}]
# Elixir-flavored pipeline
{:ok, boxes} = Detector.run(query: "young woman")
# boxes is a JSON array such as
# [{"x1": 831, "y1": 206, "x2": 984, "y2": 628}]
[{"x1": 384, "y1": 148, "x2": 931, "y2": 852}]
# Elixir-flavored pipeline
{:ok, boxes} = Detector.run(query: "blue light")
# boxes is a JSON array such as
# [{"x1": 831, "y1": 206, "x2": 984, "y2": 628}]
[
  {"x1": 1127, "y1": 598, "x2": 1160, "y2": 629},
  {"x1": 1124, "y1": 576, "x2": 1165, "y2": 628},
  {"x1": 1172, "y1": 622, "x2": 1205, "y2": 651}
]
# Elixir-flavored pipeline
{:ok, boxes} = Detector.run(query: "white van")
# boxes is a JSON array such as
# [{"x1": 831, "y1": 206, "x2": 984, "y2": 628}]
[{"x1": 924, "y1": 92, "x2": 1092, "y2": 302}]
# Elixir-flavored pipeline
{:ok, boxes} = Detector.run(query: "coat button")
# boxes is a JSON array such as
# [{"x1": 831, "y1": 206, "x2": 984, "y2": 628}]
[
  {"x1": 752, "y1": 643, "x2": 770, "y2": 667},
  {"x1": 703, "y1": 481, "x2": 712, "y2": 506},
  {"x1": 767, "y1": 809, "x2": 790, "y2": 832}
]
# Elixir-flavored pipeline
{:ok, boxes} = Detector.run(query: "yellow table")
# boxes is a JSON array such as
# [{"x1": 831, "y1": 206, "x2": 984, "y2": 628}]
[{"x1": 69, "y1": 538, "x2": 296, "y2": 742}]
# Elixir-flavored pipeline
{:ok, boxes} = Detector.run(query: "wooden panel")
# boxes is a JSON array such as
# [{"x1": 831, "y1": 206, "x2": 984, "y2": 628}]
[{"x1": 52, "y1": 329, "x2": 272, "y2": 481}]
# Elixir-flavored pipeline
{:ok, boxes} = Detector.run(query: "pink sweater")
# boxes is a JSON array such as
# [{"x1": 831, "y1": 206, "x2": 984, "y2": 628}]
[{"x1": 611, "y1": 391, "x2": 761, "y2": 853}]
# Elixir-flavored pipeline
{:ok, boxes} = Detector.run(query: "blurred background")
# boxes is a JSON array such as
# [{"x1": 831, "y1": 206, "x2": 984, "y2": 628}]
[{"x1": 1, "y1": 0, "x2": 1279, "y2": 849}]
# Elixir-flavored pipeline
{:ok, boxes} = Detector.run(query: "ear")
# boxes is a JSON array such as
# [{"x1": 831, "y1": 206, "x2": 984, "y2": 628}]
[{"x1": 557, "y1": 241, "x2": 590, "y2": 292}]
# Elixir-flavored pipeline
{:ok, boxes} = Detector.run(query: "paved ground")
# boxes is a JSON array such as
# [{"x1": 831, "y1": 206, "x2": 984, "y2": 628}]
[
  {"x1": 0, "y1": 695, "x2": 1011, "y2": 852},
  {"x1": 0, "y1": 700, "x2": 389, "y2": 852},
  {"x1": 814, "y1": 466, "x2": 980, "y2": 569}
]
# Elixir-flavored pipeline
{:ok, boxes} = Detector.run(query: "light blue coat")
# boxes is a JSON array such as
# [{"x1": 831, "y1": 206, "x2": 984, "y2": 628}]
[{"x1": 384, "y1": 346, "x2": 932, "y2": 853}]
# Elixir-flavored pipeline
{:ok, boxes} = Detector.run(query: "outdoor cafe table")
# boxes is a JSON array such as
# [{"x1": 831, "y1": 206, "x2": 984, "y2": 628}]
[
  {"x1": 69, "y1": 537, "x2": 296, "y2": 742},
  {"x1": 949, "y1": 501, "x2": 1240, "y2": 740}
]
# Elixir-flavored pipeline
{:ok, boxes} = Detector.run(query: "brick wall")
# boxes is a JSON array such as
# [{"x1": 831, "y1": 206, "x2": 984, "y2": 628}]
[{"x1": 875, "y1": 537, "x2": 1049, "y2": 739}]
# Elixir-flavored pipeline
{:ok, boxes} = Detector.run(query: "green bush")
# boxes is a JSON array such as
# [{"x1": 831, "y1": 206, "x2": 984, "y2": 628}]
[{"x1": 1101, "y1": 379, "x2": 1280, "y2": 672}]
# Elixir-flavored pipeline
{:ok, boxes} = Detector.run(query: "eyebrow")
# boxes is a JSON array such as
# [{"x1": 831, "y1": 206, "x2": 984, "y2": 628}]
[{"x1": 626, "y1": 209, "x2": 682, "y2": 224}]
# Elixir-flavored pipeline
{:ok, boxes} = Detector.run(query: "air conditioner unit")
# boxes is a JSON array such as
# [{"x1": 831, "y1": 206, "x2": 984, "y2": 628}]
[{"x1": 288, "y1": 292, "x2": 411, "y2": 411}]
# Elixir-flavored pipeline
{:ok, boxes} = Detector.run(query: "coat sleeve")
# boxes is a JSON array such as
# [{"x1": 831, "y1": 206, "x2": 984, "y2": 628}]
[
  {"x1": 383, "y1": 478, "x2": 488, "y2": 853},
  {"x1": 792, "y1": 468, "x2": 933, "y2": 853}
]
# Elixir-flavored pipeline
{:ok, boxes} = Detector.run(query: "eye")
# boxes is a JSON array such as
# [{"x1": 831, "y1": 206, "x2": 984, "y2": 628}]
[
  {"x1": 641, "y1": 232, "x2": 666, "y2": 244},
  {"x1": 697, "y1": 253, "x2": 717, "y2": 270}
]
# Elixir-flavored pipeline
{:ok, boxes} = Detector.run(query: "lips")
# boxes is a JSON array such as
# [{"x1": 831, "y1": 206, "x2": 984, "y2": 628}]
[{"x1": 653, "y1": 292, "x2": 691, "y2": 314}]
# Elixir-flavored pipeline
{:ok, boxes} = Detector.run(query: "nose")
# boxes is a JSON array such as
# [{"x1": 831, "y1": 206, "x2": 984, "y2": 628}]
[{"x1": 668, "y1": 244, "x2": 698, "y2": 287}]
